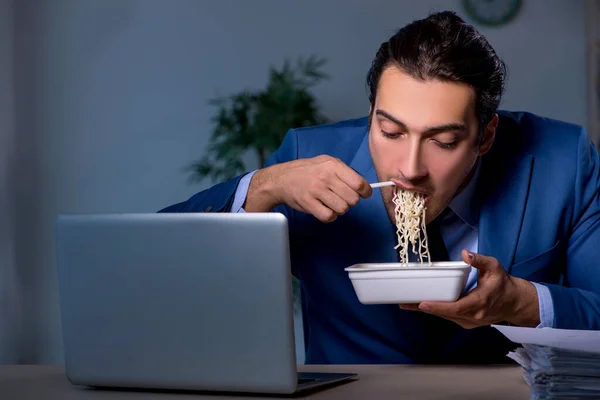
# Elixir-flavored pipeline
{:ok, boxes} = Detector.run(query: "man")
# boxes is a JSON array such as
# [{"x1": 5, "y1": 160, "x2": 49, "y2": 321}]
[{"x1": 160, "y1": 11, "x2": 600, "y2": 364}]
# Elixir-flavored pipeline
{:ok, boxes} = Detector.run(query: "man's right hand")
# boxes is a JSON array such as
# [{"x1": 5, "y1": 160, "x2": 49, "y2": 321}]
[{"x1": 243, "y1": 155, "x2": 373, "y2": 222}]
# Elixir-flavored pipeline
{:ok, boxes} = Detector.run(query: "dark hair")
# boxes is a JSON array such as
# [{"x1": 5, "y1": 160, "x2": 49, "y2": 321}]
[{"x1": 366, "y1": 11, "x2": 506, "y2": 136}]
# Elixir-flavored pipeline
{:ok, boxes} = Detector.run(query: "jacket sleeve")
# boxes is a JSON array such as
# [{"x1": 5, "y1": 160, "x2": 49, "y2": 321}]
[
  {"x1": 542, "y1": 130, "x2": 600, "y2": 329},
  {"x1": 158, "y1": 128, "x2": 299, "y2": 214}
]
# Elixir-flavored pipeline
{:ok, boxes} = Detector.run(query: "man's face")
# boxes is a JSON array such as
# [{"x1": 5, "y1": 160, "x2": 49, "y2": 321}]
[{"x1": 368, "y1": 65, "x2": 496, "y2": 224}]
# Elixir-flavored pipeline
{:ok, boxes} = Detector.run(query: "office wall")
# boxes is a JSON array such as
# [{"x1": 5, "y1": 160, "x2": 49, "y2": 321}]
[
  {"x1": 8, "y1": 0, "x2": 586, "y2": 363},
  {"x1": 0, "y1": 0, "x2": 19, "y2": 364}
]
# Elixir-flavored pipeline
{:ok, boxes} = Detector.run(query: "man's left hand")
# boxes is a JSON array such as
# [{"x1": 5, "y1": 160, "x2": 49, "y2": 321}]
[{"x1": 399, "y1": 250, "x2": 541, "y2": 328}]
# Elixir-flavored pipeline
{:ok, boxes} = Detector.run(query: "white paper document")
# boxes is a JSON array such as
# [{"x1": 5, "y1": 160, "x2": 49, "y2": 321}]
[{"x1": 492, "y1": 324, "x2": 600, "y2": 355}]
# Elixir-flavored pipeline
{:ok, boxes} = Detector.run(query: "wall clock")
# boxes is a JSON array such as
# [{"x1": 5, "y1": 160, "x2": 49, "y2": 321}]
[{"x1": 462, "y1": 0, "x2": 523, "y2": 27}]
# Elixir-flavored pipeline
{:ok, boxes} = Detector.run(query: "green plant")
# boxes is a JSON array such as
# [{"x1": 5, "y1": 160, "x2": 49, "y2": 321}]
[
  {"x1": 187, "y1": 55, "x2": 330, "y2": 183},
  {"x1": 187, "y1": 55, "x2": 330, "y2": 313}
]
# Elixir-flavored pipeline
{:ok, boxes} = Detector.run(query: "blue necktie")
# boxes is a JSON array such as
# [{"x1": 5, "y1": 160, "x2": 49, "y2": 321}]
[{"x1": 402, "y1": 215, "x2": 453, "y2": 362}]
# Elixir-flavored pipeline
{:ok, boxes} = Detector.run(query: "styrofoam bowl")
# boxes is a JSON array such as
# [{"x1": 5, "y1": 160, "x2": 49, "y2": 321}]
[{"x1": 344, "y1": 261, "x2": 471, "y2": 304}]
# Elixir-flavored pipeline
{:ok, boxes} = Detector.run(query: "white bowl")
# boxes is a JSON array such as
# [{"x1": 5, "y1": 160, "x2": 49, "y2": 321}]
[{"x1": 344, "y1": 261, "x2": 471, "y2": 304}]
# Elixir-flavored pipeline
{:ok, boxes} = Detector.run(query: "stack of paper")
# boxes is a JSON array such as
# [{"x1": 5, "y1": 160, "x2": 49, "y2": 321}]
[{"x1": 493, "y1": 324, "x2": 600, "y2": 399}]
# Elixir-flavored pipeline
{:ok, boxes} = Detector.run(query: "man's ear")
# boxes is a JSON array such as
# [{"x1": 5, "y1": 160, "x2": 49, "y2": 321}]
[{"x1": 478, "y1": 113, "x2": 498, "y2": 156}]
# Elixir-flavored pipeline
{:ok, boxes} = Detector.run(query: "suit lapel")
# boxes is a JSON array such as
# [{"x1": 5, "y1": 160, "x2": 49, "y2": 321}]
[
  {"x1": 348, "y1": 125, "x2": 376, "y2": 180},
  {"x1": 477, "y1": 116, "x2": 533, "y2": 272}
]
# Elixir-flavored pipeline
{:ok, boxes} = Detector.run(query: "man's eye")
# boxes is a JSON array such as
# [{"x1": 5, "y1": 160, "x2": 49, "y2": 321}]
[
  {"x1": 434, "y1": 140, "x2": 458, "y2": 149},
  {"x1": 382, "y1": 130, "x2": 401, "y2": 139}
]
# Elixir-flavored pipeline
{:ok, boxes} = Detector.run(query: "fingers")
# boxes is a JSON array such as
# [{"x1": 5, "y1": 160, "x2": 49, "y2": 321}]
[
  {"x1": 317, "y1": 189, "x2": 351, "y2": 217},
  {"x1": 428, "y1": 298, "x2": 474, "y2": 317},
  {"x1": 319, "y1": 156, "x2": 372, "y2": 198},
  {"x1": 335, "y1": 167, "x2": 372, "y2": 199},
  {"x1": 303, "y1": 196, "x2": 338, "y2": 223},
  {"x1": 308, "y1": 185, "x2": 359, "y2": 223},
  {"x1": 399, "y1": 300, "x2": 468, "y2": 317},
  {"x1": 401, "y1": 284, "x2": 497, "y2": 327},
  {"x1": 290, "y1": 156, "x2": 373, "y2": 222},
  {"x1": 295, "y1": 182, "x2": 349, "y2": 223},
  {"x1": 401, "y1": 287, "x2": 484, "y2": 318},
  {"x1": 399, "y1": 303, "x2": 479, "y2": 329},
  {"x1": 327, "y1": 179, "x2": 361, "y2": 208},
  {"x1": 398, "y1": 303, "x2": 419, "y2": 311},
  {"x1": 461, "y1": 249, "x2": 499, "y2": 273},
  {"x1": 398, "y1": 251, "x2": 510, "y2": 329}
]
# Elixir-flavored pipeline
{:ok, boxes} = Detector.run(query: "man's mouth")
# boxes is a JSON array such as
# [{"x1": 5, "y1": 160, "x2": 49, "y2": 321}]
[
  {"x1": 388, "y1": 179, "x2": 433, "y2": 204},
  {"x1": 395, "y1": 184, "x2": 430, "y2": 199}
]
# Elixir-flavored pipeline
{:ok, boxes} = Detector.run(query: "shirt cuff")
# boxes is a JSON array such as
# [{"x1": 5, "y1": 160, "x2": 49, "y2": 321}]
[
  {"x1": 530, "y1": 282, "x2": 554, "y2": 328},
  {"x1": 231, "y1": 170, "x2": 257, "y2": 213}
]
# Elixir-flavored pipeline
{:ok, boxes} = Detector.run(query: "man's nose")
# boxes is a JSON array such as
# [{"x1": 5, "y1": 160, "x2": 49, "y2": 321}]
[{"x1": 401, "y1": 141, "x2": 428, "y2": 181}]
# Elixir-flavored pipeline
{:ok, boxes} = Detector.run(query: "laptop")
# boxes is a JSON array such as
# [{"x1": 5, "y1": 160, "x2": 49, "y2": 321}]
[{"x1": 54, "y1": 212, "x2": 356, "y2": 394}]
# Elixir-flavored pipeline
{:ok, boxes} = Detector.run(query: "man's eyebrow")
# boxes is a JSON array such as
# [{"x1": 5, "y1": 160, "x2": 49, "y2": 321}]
[
  {"x1": 375, "y1": 109, "x2": 407, "y2": 129},
  {"x1": 375, "y1": 109, "x2": 467, "y2": 135}
]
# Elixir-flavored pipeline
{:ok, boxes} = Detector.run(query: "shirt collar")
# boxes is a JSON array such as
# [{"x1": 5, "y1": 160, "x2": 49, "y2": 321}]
[{"x1": 445, "y1": 159, "x2": 481, "y2": 231}]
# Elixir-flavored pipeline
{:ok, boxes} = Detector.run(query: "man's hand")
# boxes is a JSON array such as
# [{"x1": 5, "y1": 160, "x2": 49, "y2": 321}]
[
  {"x1": 244, "y1": 155, "x2": 373, "y2": 222},
  {"x1": 399, "y1": 250, "x2": 541, "y2": 328}
]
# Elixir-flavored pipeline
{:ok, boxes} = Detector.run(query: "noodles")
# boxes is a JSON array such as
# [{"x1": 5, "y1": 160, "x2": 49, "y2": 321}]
[{"x1": 392, "y1": 186, "x2": 431, "y2": 264}]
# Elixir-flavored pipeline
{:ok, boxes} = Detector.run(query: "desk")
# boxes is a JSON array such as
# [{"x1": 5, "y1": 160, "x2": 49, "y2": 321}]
[{"x1": 0, "y1": 364, "x2": 529, "y2": 399}]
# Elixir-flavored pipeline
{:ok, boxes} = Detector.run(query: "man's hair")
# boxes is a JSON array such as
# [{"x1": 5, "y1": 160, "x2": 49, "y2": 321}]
[{"x1": 366, "y1": 11, "x2": 506, "y2": 136}]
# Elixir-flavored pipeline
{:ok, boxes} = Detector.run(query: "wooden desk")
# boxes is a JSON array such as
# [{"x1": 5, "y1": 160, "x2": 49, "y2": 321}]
[{"x1": 0, "y1": 364, "x2": 530, "y2": 399}]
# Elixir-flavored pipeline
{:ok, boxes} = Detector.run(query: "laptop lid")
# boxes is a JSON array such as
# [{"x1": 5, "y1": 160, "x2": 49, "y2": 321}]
[{"x1": 55, "y1": 212, "x2": 300, "y2": 394}]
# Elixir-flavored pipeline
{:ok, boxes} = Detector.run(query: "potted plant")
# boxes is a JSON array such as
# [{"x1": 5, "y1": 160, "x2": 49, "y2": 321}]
[{"x1": 187, "y1": 55, "x2": 330, "y2": 312}]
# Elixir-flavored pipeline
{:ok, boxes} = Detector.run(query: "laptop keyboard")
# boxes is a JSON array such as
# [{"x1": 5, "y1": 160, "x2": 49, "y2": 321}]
[{"x1": 297, "y1": 378, "x2": 317, "y2": 384}]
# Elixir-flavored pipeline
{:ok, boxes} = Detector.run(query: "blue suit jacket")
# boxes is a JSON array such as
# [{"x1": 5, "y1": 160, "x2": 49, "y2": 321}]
[{"x1": 160, "y1": 110, "x2": 600, "y2": 364}]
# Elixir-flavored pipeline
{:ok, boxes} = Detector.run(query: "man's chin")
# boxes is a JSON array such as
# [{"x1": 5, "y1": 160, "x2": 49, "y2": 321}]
[
  {"x1": 423, "y1": 201, "x2": 443, "y2": 224},
  {"x1": 424, "y1": 202, "x2": 452, "y2": 225}
]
